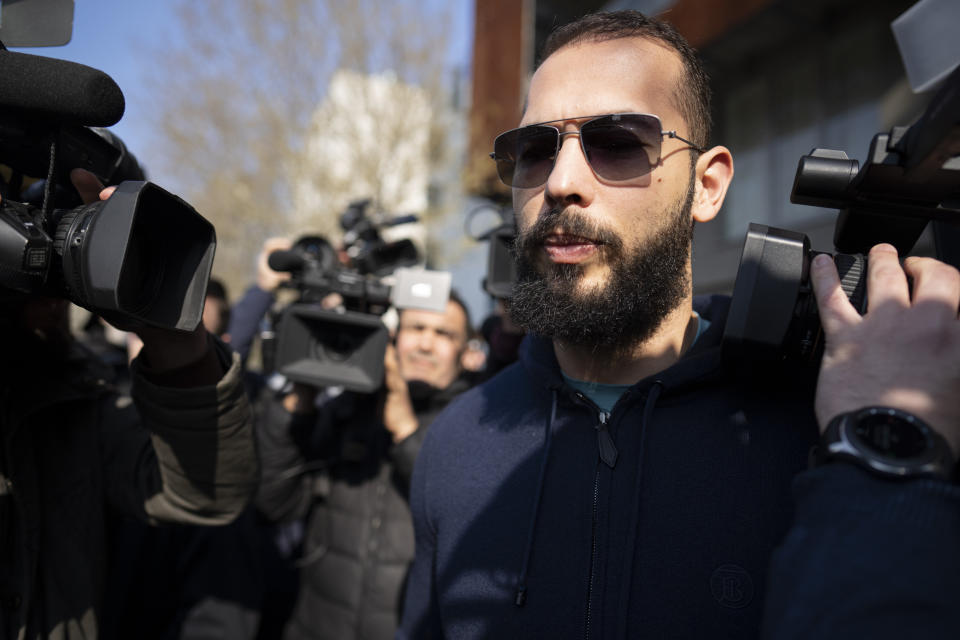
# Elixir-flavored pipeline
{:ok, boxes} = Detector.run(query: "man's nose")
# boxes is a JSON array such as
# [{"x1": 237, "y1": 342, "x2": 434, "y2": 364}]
[
  {"x1": 544, "y1": 132, "x2": 595, "y2": 208},
  {"x1": 416, "y1": 329, "x2": 436, "y2": 351}
]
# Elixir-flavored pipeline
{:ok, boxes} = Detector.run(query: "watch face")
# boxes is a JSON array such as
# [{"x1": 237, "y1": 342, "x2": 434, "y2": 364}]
[{"x1": 853, "y1": 412, "x2": 930, "y2": 460}]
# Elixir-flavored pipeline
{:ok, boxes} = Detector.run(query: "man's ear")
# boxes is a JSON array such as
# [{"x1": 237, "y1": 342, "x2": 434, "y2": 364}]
[{"x1": 691, "y1": 145, "x2": 734, "y2": 224}]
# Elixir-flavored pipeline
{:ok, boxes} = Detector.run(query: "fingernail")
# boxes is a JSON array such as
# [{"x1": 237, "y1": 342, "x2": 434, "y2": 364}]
[
  {"x1": 812, "y1": 254, "x2": 832, "y2": 269},
  {"x1": 871, "y1": 243, "x2": 898, "y2": 256}
]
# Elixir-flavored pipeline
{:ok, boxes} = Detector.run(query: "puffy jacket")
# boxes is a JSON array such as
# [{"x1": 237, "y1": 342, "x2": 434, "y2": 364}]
[
  {"x1": 0, "y1": 337, "x2": 258, "y2": 640},
  {"x1": 399, "y1": 295, "x2": 820, "y2": 640},
  {"x1": 257, "y1": 378, "x2": 471, "y2": 640}
]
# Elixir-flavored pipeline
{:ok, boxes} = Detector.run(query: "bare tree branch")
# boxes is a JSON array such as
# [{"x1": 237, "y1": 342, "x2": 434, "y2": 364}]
[{"x1": 138, "y1": 0, "x2": 457, "y2": 294}]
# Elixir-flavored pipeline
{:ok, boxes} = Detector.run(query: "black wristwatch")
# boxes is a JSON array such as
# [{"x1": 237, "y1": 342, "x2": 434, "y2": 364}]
[{"x1": 817, "y1": 406, "x2": 956, "y2": 481}]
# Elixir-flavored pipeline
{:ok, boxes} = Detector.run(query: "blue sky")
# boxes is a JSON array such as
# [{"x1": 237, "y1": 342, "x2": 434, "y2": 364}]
[
  {"x1": 10, "y1": 0, "x2": 475, "y2": 167},
  {"x1": 7, "y1": 0, "x2": 491, "y2": 321},
  {"x1": 9, "y1": 1, "x2": 174, "y2": 159}
]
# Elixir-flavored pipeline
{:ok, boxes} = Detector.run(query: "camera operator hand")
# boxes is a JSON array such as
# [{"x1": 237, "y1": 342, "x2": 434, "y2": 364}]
[
  {"x1": 71, "y1": 169, "x2": 225, "y2": 385},
  {"x1": 281, "y1": 345, "x2": 420, "y2": 442},
  {"x1": 811, "y1": 243, "x2": 960, "y2": 455},
  {"x1": 383, "y1": 343, "x2": 419, "y2": 443},
  {"x1": 257, "y1": 236, "x2": 293, "y2": 292}
]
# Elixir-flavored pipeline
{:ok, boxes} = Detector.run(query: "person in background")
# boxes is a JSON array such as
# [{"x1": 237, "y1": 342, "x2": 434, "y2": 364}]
[
  {"x1": 227, "y1": 238, "x2": 293, "y2": 365},
  {"x1": 257, "y1": 293, "x2": 474, "y2": 640},
  {"x1": 203, "y1": 278, "x2": 232, "y2": 341},
  {"x1": 476, "y1": 299, "x2": 525, "y2": 381}
]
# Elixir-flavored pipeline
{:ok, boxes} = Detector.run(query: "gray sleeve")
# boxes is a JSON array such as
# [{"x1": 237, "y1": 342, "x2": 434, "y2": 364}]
[{"x1": 102, "y1": 339, "x2": 259, "y2": 525}]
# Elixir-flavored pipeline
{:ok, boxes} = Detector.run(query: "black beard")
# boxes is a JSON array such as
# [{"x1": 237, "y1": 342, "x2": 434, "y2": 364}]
[{"x1": 507, "y1": 184, "x2": 694, "y2": 353}]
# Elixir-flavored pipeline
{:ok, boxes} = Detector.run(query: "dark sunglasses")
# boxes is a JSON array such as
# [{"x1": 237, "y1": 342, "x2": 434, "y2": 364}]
[{"x1": 490, "y1": 113, "x2": 704, "y2": 188}]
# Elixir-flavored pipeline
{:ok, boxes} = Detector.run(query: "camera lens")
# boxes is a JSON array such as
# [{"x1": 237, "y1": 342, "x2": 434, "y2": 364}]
[
  {"x1": 51, "y1": 200, "x2": 101, "y2": 304},
  {"x1": 723, "y1": 223, "x2": 868, "y2": 367}
]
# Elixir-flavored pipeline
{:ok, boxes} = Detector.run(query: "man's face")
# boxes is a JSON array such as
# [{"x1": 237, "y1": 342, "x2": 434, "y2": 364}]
[
  {"x1": 395, "y1": 301, "x2": 468, "y2": 389},
  {"x1": 508, "y1": 37, "x2": 698, "y2": 348}
]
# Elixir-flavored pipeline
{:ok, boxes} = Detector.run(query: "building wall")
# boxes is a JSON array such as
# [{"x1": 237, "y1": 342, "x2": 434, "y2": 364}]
[
  {"x1": 466, "y1": 0, "x2": 534, "y2": 199},
  {"x1": 686, "y1": 0, "x2": 925, "y2": 293}
]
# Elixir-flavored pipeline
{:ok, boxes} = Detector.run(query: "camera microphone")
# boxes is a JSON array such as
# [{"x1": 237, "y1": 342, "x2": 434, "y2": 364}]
[
  {"x1": 268, "y1": 249, "x2": 306, "y2": 273},
  {"x1": 0, "y1": 50, "x2": 125, "y2": 127}
]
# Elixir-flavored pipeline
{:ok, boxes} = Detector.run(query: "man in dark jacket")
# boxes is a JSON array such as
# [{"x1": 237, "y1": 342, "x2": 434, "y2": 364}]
[
  {"x1": 0, "y1": 172, "x2": 259, "y2": 640},
  {"x1": 256, "y1": 294, "x2": 473, "y2": 640},
  {"x1": 399, "y1": 10, "x2": 960, "y2": 640}
]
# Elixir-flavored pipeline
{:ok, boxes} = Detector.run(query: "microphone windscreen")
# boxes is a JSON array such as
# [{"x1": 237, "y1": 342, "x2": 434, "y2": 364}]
[
  {"x1": 0, "y1": 50, "x2": 125, "y2": 127},
  {"x1": 268, "y1": 250, "x2": 305, "y2": 273}
]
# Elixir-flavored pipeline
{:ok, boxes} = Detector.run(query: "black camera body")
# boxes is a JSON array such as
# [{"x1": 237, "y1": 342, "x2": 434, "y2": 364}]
[
  {"x1": 339, "y1": 199, "x2": 420, "y2": 277},
  {"x1": 483, "y1": 221, "x2": 517, "y2": 299},
  {"x1": 267, "y1": 206, "x2": 450, "y2": 393},
  {"x1": 722, "y1": 64, "x2": 960, "y2": 366},
  {"x1": 0, "y1": 47, "x2": 216, "y2": 331},
  {"x1": 465, "y1": 201, "x2": 517, "y2": 299},
  {"x1": 0, "y1": 181, "x2": 215, "y2": 331}
]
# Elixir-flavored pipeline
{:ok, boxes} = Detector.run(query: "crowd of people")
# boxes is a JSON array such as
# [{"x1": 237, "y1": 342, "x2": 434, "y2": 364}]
[{"x1": 0, "y1": 8, "x2": 958, "y2": 640}]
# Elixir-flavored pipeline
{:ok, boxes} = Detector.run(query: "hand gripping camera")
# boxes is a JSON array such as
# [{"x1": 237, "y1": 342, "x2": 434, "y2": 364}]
[
  {"x1": 0, "y1": 43, "x2": 215, "y2": 331},
  {"x1": 722, "y1": 62, "x2": 960, "y2": 366}
]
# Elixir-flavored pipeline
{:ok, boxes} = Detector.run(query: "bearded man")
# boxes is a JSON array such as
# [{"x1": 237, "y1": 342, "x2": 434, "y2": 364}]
[{"x1": 398, "y1": 10, "x2": 960, "y2": 640}]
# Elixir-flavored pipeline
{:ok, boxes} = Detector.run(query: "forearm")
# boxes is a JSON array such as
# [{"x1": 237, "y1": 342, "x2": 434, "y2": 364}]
[
  {"x1": 762, "y1": 465, "x2": 960, "y2": 640},
  {"x1": 135, "y1": 327, "x2": 225, "y2": 387},
  {"x1": 128, "y1": 338, "x2": 259, "y2": 524},
  {"x1": 226, "y1": 285, "x2": 275, "y2": 363}
]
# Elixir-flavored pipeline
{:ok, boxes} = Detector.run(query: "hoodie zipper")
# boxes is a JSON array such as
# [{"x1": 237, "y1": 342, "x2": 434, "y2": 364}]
[
  {"x1": 585, "y1": 465, "x2": 600, "y2": 639},
  {"x1": 585, "y1": 410, "x2": 615, "y2": 640},
  {"x1": 595, "y1": 411, "x2": 618, "y2": 468}
]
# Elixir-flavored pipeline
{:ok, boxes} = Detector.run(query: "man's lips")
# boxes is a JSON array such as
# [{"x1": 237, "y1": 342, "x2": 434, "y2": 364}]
[
  {"x1": 405, "y1": 355, "x2": 438, "y2": 370},
  {"x1": 542, "y1": 233, "x2": 601, "y2": 263}
]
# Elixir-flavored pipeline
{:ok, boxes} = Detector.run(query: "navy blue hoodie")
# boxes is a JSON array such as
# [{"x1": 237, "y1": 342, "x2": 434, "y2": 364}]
[{"x1": 399, "y1": 295, "x2": 819, "y2": 639}]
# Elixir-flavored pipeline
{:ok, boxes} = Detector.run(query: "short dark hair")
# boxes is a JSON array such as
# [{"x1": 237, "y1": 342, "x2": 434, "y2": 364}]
[
  {"x1": 539, "y1": 10, "x2": 712, "y2": 147},
  {"x1": 205, "y1": 278, "x2": 230, "y2": 336},
  {"x1": 206, "y1": 278, "x2": 229, "y2": 302},
  {"x1": 446, "y1": 289, "x2": 472, "y2": 339}
]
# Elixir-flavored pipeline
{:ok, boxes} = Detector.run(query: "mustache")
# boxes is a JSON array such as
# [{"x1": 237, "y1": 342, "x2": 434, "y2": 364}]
[
  {"x1": 405, "y1": 352, "x2": 439, "y2": 366},
  {"x1": 514, "y1": 208, "x2": 623, "y2": 259}
]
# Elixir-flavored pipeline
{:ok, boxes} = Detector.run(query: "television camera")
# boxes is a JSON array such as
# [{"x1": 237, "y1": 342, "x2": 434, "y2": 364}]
[
  {"x1": 465, "y1": 201, "x2": 517, "y2": 299},
  {"x1": 722, "y1": 57, "x2": 960, "y2": 366},
  {"x1": 0, "y1": 4, "x2": 215, "y2": 331},
  {"x1": 267, "y1": 201, "x2": 451, "y2": 392}
]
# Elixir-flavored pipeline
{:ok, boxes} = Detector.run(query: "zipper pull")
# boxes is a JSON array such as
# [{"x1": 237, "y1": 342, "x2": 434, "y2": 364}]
[{"x1": 595, "y1": 412, "x2": 618, "y2": 468}]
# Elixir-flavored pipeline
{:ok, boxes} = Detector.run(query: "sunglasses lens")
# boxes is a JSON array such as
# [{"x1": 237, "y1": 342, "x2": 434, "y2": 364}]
[
  {"x1": 493, "y1": 125, "x2": 558, "y2": 188},
  {"x1": 581, "y1": 114, "x2": 660, "y2": 181}
]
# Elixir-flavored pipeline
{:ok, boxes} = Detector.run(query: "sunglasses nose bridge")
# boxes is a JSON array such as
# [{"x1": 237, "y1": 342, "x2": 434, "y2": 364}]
[
  {"x1": 554, "y1": 128, "x2": 588, "y2": 168},
  {"x1": 555, "y1": 129, "x2": 582, "y2": 156},
  {"x1": 551, "y1": 128, "x2": 591, "y2": 173}
]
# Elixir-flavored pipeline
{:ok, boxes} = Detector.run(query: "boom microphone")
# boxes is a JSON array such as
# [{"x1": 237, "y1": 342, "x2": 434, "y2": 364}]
[{"x1": 0, "y1": 50, "x2": 125, "y2": 127}]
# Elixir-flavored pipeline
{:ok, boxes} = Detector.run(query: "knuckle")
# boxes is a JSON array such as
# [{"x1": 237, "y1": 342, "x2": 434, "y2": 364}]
[
  {"x1": 933, "y1": 261, "x2": 960, "y2": 283},
  {"x1": 869, "y1": 260, "x2": 902, "y2": 284}
]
